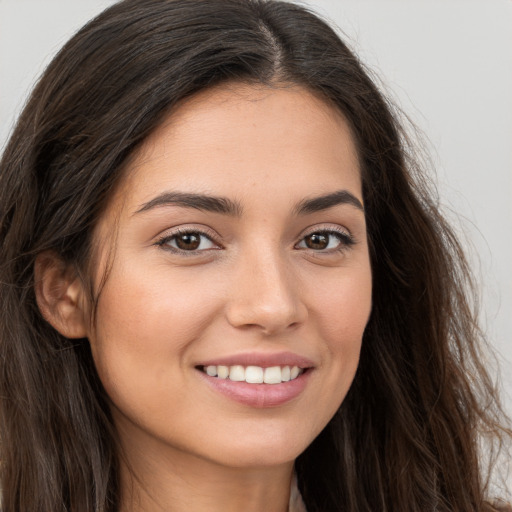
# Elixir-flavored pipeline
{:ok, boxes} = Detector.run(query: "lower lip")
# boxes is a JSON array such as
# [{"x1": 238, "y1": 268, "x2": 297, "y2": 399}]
[{"x1": 198, "y1": 369, "x2": 312, "y2": 408}]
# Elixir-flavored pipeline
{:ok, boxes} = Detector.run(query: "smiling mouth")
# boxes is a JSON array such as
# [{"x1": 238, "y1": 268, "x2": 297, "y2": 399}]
[{"x1": 197, "y1": 365, "x2": 306, "y2": 384}]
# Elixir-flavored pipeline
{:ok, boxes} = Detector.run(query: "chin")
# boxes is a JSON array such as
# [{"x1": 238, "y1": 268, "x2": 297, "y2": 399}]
[{"x1": 198, "y1": 423, "x2": 316, "y2": 469}]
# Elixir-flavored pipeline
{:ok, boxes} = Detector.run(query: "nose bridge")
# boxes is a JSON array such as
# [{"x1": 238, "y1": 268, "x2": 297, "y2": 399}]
[{"x1": 225, "y1": 241, "x2": 305, "y2": 334}]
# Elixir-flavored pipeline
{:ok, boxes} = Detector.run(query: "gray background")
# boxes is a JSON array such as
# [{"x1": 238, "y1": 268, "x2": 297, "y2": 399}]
[{"x1": 1, "y1": 1, "x2": 511, "y2": 418}]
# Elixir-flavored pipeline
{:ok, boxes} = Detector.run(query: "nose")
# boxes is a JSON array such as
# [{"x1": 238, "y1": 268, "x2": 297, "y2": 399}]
[{"x1": 225, "y1": 246, "x2": 307, "y2": 335}]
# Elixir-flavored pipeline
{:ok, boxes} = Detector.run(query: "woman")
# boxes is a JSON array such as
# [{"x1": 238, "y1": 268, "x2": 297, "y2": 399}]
[{"x1": 0, "y1": 0, "x2": 510, "y2": 510}]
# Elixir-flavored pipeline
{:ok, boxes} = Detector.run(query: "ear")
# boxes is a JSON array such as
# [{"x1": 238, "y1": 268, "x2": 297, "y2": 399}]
[{"x1": 34, "y1": 251, "x2": 88, "y2": 339}]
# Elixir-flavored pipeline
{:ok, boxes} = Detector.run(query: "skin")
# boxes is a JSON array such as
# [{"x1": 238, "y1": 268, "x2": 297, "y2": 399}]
[{"x1": 37, "y1": 83, "x2": 372, "y2": 511}]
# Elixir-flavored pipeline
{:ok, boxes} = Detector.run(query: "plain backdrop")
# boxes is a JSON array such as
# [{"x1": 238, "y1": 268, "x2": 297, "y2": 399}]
[{"x1": 1, "y1": 1, "x2": 511, "y2": 417}]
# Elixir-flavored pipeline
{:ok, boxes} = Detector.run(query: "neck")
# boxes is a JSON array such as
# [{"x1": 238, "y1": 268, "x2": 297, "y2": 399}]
[{"x1": 117, "y1": 430, "x2": 295, "y2": 512}]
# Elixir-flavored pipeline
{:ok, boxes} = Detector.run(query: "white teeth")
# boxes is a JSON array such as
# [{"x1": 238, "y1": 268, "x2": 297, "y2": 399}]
[
  {"x1": 229, "y1": 365, "x2": 245, "y2": 382},
  {"x1": 206, "y1": 365, "x2": 217, "y2": 377},
  {"x1": 201, "y1": 364, "x2": 305, "y2": 384},
  {"x1": 217, "y1": 365, "x2": 229, "y2": 379},
  {"x1": 263, "y1": 366, "x2": 282, "y2": 384},
  {"x1": 245, "y1": 366, "x2": 264, "y2": 383}
]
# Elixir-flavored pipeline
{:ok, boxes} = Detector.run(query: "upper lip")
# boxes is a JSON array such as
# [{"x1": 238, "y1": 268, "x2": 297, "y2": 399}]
[{"x1": 197, "y1": 351, "x2": 315, "y2": 369}]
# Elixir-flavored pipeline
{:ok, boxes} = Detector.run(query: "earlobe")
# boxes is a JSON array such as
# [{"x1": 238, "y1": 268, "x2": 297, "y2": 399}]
[{"x1": 34, "y1": 251, "x2": 88, "y2": 339}]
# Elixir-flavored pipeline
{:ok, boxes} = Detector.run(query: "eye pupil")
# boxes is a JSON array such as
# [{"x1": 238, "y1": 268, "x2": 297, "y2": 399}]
[
  {"x1": 305, "y1": 233, "x2": 329, "y2": 250},
  {"x1": 176, "y1": 233, "x2": 201, "y2": 250}
]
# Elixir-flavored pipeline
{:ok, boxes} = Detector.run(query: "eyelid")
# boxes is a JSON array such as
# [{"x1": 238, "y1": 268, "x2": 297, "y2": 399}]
[
  {"x1": 300, "y1": 224, "x2": 352, "y2": 239},
  {"x1": 154, "y1": 225, "x2": 222, "y2": 254},
  {"x1": 295, "y1": 224, "x2": 355, "y2": 251},
  {"x1": 153, "y1": 223, "x2": 355, "y2": 256}
]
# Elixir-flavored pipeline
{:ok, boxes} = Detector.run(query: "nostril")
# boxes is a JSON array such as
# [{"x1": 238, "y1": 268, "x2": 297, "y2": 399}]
[{"x1": 225, "y1": 301, "x2": 306, "y2": 334}]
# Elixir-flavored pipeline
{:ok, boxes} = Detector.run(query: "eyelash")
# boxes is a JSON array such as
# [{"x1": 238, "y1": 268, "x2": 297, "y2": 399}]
[
  {"x1": 296, "y1": 227, "x2": 355, "y2": 253},
  {"x1": 155, "y1": 226, "x2": 355, "y2": 256},
  {"x1": 155, "y1": 227, "x2": 221, "y2": 256}
]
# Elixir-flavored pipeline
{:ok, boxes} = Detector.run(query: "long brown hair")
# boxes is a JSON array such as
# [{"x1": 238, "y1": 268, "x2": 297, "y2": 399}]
[{"x1": 0, "y1": 0, "x2": 509, "y2": 510}]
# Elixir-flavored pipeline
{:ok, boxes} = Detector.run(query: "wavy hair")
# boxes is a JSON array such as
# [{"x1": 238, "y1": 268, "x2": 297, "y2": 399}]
[{"x1": 0, "y1": 0, "x2": 510, "y2": 510}]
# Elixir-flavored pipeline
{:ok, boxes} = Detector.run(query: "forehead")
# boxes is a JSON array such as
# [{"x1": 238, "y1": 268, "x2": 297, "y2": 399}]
[{"x1": 107, "y1": 82, "x2": 361, "y2": 216}]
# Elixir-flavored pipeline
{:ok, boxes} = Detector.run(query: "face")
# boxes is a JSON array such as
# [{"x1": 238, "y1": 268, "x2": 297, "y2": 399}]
[{"x1": 86, "y1": 83, "x2": 372, "y2": 470}]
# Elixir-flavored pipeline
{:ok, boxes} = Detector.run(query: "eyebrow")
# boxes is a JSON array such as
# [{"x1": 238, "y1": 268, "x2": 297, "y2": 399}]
[
  {"x1": 294, "y1": 190, "x2": 364, "y2": 215},
  {"x1": 134, "y1": 191, "x2": 243, "y2": 216},
  {"x1": 134, "y1": 189, "x2": 364, "y2": 217}
]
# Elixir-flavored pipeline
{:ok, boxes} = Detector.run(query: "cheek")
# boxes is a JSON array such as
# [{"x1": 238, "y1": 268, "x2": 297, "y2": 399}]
[
  {"x1": 312, "y1": 262, "x2": 372, "y2": 346},
  {"x1": 93, "y1": 260, "x2": 218, "y2": 343},
  {"x1": 86, "y1": 262, "x2": 221, "y2": 407},
  {"x1": 306, "y1": 264, "x2": 372, "y2": 407}
]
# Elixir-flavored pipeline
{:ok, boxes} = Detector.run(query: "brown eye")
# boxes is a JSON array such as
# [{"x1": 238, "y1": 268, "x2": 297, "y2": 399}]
[
  {"x1": 158, "y1": 231, "x2": 218, "y2": 252},
  {"x1": 175, "y1": 233, "x2": 201, "y2": 250},
  {"x1": 304, "y1": 233, "x2": 329, "y2": 250},
  {"x1": 296, "y1": 229, "x2": 354, "y2": 252}
]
